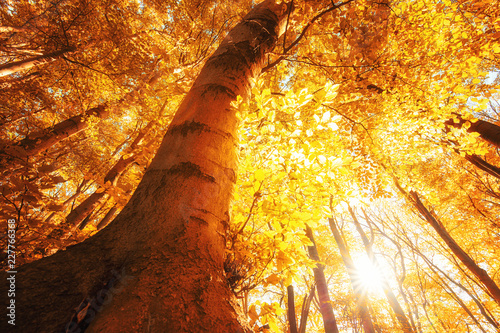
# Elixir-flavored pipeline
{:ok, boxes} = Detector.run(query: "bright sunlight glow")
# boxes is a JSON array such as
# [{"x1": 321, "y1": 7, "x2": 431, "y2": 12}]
[{"x1": 352, "y1": 256, "x2": 385, "y2": 295}]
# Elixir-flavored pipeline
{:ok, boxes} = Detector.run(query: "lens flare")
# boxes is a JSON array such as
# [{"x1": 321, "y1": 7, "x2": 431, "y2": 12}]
[{"x1": 352, "y1": 256, "x2": 384, "y2": 294}]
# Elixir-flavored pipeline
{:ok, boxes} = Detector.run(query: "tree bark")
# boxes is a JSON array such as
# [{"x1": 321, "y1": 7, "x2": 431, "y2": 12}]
[
  {"x1": 348, "y1": 206, "x2": 415, "y2": 333},
  {"x1": 408, "y1": 191, "x2": 500, "y2": 306},
  {"x1": 464, "y1": 153, "x2": 500, "y2": 180},
  {"x1": 68, "y1": 124, "x2": 152, "y2": 229},
  {"x1": 287, "y1": 285, "x2": 298, "y2": 333},
  {"x1": 66, "y1": 155, "x2": 136, "y2": 229},
  {"x1": 445, "y1": 115, "x2": 500, "y2": 149},
  {"x1": 0, "y1": 1, "x2": 289, "y2": 332},
  {"x1": 66, "y1": 191, "x2": 108, "y2": 229},
  {"x1": 327, "y1": 218, "x2": 376, "y2": 333},
  {"x1": 1, "y1": 105, "x2": 108, "y2": 160},
  {"x1": 298, "y1": 285, "x2": 315, "y2": 333},
  {"x1": 305, "y1": 225, "x2": 340, "y2": 333},
  {"x1": 96, "y1": 205, "x2": 118, "y2": 231},
  {"x1": 44, "y1": 179, "x2": 89, "y2": 224},
  {"x1": 0, "y1": 47, "x2": 74, "y2": 77}
]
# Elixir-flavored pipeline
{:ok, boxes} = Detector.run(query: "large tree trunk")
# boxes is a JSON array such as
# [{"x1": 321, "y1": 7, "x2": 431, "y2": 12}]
[
  {"x1": 327, "y1": 218, "x2": 376, "y2": 333},
  {"x1": 0, "y1": 1, "x2": 288, "y2": 332},
  {"x1": 0, "y1": 47, "x2": 74, "y2": 77},
  {"x1": 408, "y1": 191, "x2": 500, "y2": 306},
  {"x1": 305, "y1": 225, "x2": 340, "y2": 333},
  {"x1": 348, "y1": 206, "x2": 415, "y2": 333},
  {"x1": 445, "y1": 115, "x2": 500, "y2": 149}
]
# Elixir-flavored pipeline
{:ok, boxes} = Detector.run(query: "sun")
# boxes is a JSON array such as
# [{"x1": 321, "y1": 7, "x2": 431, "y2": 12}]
[{"x1": 352, "y1": 255, "x2": 385, "y2": 295}]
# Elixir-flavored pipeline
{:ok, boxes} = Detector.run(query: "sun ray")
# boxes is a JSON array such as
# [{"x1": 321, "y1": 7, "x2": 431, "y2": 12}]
[{"x1": 352, "y1": 255, "x2": 385, "y2": 295}]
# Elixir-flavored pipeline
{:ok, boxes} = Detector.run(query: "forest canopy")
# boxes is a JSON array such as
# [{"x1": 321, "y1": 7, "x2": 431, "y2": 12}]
[{"x1": 1, "y1": 0, "x2": 500, "y2": 332}]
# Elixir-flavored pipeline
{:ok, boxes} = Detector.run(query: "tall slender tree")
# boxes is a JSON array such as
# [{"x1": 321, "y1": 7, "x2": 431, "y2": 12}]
[
  {"x1": 349, "y1": 206, "x2": 415, "y2": 333},
  {"x1": 445, "y1": 114, "x2": 500, "y2": 149},
  {"x1": 0, "y1": 47, "x2": 74, "y2": 77},
  {"x1": 328, "y1": 217, "x2": 376, "y2": 333},
  {"x1": 393, "y1": 178, "x2": 500, "y2": 306},
  {"x1": 0, "y1": 105, "x2": 108, "y2": 162},
  {"x1": 305, "y1": 225, "x2": 340, "y2": 333}
]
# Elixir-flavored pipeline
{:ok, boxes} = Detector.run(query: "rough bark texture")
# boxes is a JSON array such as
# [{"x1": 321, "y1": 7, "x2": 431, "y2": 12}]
[
  {"x1": 0, "y1": 47, "x2": 74, "y2": 77},
  {"x1": 409, "y1": 191, "x2": 500, "y2": 306},
  {"x1": 348, "y1": 206, "x2": 415, "y2": 333},
  {"x1": 0, "y1": 1, "x2": 288, "y2": 332},
  {"x1": 327, "y1": 218, "x2": 376, "y2": 333},
  {"x1": 445, "y1": 115, "x2": 500, "y2": 149},
  {"x1": 305, "y1": 225, "x2": 340, "y2": 333}
]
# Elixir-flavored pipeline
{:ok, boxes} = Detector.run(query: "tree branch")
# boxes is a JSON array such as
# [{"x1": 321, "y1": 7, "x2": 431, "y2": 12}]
[{"x1": 262, "y1": 0, "x2": 357, "y2": 72}]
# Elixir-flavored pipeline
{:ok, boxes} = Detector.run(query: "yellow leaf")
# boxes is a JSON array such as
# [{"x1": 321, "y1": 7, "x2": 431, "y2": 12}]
[
  {"x1": 248, "y1": 305, "x2": 259, "y2": 323},
  {"x1": 265, "y1": 273, "x2": 281, "y2": 285},
  {"x1": 268, "y1": 319, "x2": 280, "y2": 332},
  {"x1": 255, "y1": 169, "x2": 266, "y2": 181},
  {"x1": 321, "y1": 111, "x2": 331, "y2": 123}
]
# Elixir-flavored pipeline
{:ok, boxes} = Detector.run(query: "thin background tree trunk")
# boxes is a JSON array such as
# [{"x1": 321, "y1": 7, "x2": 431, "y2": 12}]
[
  {"x1": 0, "y1": 47, "x2": 74, "y2": 77},
  {"x1": 445, "y1": 115, "x2": 500, "y2": 149},
  {"x1": 464, "y1": 154, "x2": 500, "y2": 180},
  {"x1": 348, "y1": 206, "x2": 415, "y2": 333},
  {"x1": 298, "y1": 285, "x2": 315, "y2": 333},
  {"x1": 408, "y1": 190, "x2": 500, "y2": 306},
  {"x1": 327, "y1": 218, "x2": 376, "y2": 333},
  {"x1": 305, "y1": 225, "x2": 340, "y2": 333},
  {"x1": 1, "y1": 105, "x2": 108, "y2": 159},
  {"x1": 96, "y1": 204, "x2": 118, "y2": 231},
  {"x1": 287, "y1": 285, "x2": 299, "y2": 333},
  {"x1": 67, "y1": 123, "x2": 153, "y2": 228},
  {"x1": 392, "y1": 177, "x2": 500, "y2": 306}
]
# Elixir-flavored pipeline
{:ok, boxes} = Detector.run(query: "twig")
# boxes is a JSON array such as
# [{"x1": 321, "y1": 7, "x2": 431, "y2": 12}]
[{"x1": 262, "y1": 0, "x2": 357, "y2": 72}]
